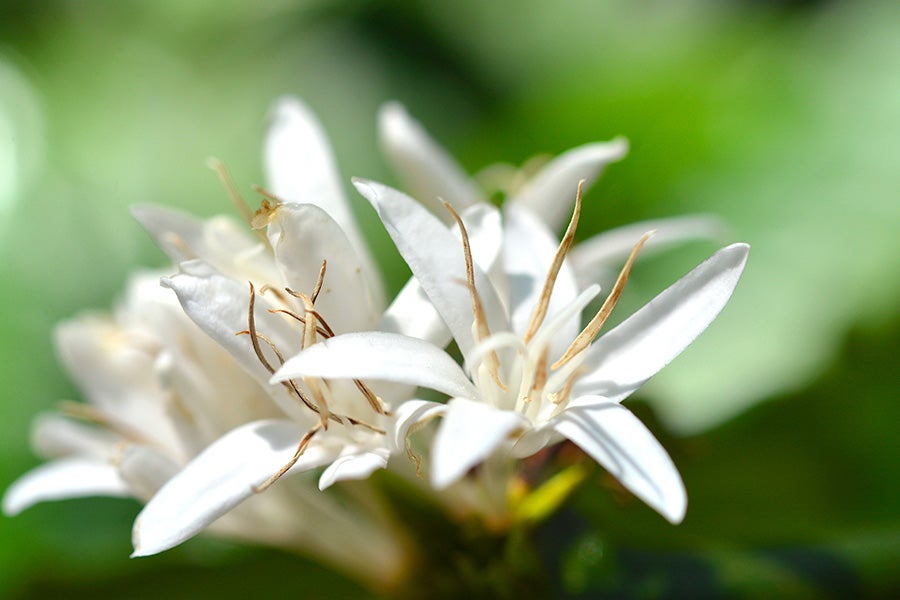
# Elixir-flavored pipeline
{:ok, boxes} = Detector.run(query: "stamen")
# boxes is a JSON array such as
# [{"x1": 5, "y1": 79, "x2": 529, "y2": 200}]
[
  {"x1": 443, "y1": 201, "x2": 506, "y2": 391},
  {"x1": 553, "y1": 231, "x2": 654, "y2": 368},
  {"x1": 295, "y1": 290, "x2": 332, "y2": 429},
  {"x1": 266, "y1": 309, "x2": 332, "y2": 338},
  {"x1": 523, "y1": 180, "x2": 584, "y2": 344},
  {"x1": 245, "y1": 282, "x2": 278, "y2": 375},
  {"x1": 354, "y1": 380, "x2": 389, "y2": 415},
  {"x1": 253, "y1": 422, "x2": 322, "y2": 493}
]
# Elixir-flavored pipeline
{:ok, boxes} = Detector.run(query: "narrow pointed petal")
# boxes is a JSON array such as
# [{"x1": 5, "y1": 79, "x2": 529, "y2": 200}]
[
  {"x1": 432, "y1": 398, "x2": 528, "y2": 489},
  {"x1": 3, "y1": 458, "x2": 130, "y2": 516},
  {"x1": 131, "y1": 204, "x2": 204, "y2": 263},
  {"x1": 264, "y1": 202, "x2": 383, "y2": 331},
  {"x1": 511, "y1": 139, "x2": 628, "y2": 231},
  {"x1": 574, "y1": 244, "x2": 750, "y2": 403},
  {"x1": 264, "y1": 98, "x2": 363, "y2": 249},
  {"x1": 378, "y1": 102, "x2": 483, "y2": 220},
  {"x1": 554, "y1": 398, "x2": 686, "y2": 523},
  {"x1": 274, "y1": 332, "x2": 478, "y2": 400},
  {"x1": 354, "y1": 179, "x2": 509, "y2": 358},
  {"x1": 503, "y1": 204, "x2": 580, "y2": 349},
  {"x1": 161, "y1": 261, "x2": 310, "y2": 424},
  {"x1": 318, "y1": 448, "x2": 390, "y2": 490},
  {"x1": 31, "y1": 413, "x2": 120, "y2": 459},
  {"x1": 132, "y1": 419, "x2": 331, "y2": 557},
  {"x1": 571, "y1": 215, "x2": 728, "y2": 289}
]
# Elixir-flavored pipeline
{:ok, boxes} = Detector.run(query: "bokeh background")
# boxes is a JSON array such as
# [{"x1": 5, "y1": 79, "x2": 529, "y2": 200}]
[{"x1": 1, "y1": 0, "x2": 897, "y2": 597}]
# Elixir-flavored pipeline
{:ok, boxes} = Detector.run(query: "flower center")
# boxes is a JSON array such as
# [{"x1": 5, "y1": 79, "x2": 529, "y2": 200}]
[{"x1": 453, "y1": 181, "x2": 653, "y2": 426}]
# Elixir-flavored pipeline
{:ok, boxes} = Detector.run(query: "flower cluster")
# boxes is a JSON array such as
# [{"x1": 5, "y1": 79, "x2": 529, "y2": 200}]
[{"x1": 4, "y1": 97, "x2": 747, "y2": 588}]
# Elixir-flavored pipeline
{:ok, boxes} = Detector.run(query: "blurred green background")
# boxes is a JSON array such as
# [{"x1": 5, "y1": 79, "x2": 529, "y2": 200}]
[{"x1": 1, "y1": 0, "x2": 897, "y2": 597}]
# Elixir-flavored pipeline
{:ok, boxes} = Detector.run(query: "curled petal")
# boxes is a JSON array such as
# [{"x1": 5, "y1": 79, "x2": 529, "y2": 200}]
[
  {"x1": 554, "y1": 398, "x2": 686, "y2": 523},
  {"x1": 319, "y1": 448, "x2": 390, "y2": 490},
  {"x1": 3, "y1": 458, "x2": 130, "y2": 516},
  {"x1": 511, "y1": 139, "x2": 628, "y2": 231},
  {"x1": 574, "y1": 243, "x2": 750, "y2": 403},
  {"x1": 378, "y1": 102, "x2": 483, "y2": 220},
  {"x1": 132, "y1": 419, "x2": 332, "y2": 557},
  {"x1": 265, "y1": 203, "x2": 383, "y2": 332},
  {"x1": 432, "y1": 398, "x2": 528, "y2": 489},
  {"x1": 274, "y1": 331, "x2": 478, "y2": 401}
]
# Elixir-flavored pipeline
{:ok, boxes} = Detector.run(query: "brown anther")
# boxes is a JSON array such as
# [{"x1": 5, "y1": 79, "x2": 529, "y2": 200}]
[
  {"x1": 246, "y1": 282, "x2": 277, "y2": 375},
  {"x1": 523, "y1": 180, "x2": 584, "y2": 344},
  {"x1": 266, "y1": 309, "x2": 332, "y2": 338},
  {"x1": 354, "y1": 380, "x2": 389, "y2": 415},
  {"x1": 443, "y1": 201, "x2": 506, "y2": 391},
  {"x1": 295, "y1": 290, "x2": 332, "y2": 429},
  {"x1": 553, "y1": 231, "x2": 655, "y2": 368},
  {"x1": 259, "y1": 284, "x2": 290, "y2": 305},
  {"x1": 529, "y1": 346, "x2": 550, "y2": 398},
  {"x1": 311, "y1": 260, "x2": 327, "y2": 304},
  {"x1": 253, "y1": 422, "x2": 322, "y2": 493}
]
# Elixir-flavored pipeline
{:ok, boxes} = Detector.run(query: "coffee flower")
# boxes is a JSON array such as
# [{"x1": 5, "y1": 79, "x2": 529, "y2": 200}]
[{"x1": 274, "y1": 179, "x2": 749, "y2": 523}]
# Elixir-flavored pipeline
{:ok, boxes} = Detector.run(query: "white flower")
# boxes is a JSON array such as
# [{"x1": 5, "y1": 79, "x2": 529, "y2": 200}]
[
  {"x1": 4, "y1": 98, "x2": 413, "y2": 585},
  {"x1": 274, "y1": 179, "x2": 749, "y2": 524}
]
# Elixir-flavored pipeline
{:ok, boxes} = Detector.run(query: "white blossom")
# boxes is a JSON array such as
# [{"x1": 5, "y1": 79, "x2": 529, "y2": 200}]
[{"x1": 274, "y1": 179, "x2": 749, "y2": 524}]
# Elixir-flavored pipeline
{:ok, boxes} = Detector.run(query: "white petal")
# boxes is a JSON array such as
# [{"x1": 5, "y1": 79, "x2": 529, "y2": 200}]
[
  {"x1": 431, "y1": 398, "x2": 528, "y2": 489},
  {"x1": 354, "y1": 179, "x2": 509, "y2": 358},
  {"x1": 574, "y1": 243, "x2": 750, "y2": 403},
  {"x1": 555, "y1": 398, "x2": 686, "y2": 523},
  {"x1": 161, "y1": 261, "x2": 310, "y2": 424},
  {"x1": 378, "y1": 102, "x2": 483, "y2": 221},
  {"x1": 116, "y1": 445, "x2": 180, "y2": 502},
  {"x1": 378, "y1": 276, "x2": 450, "y2": 345},
  {"x1": 131, "y1": 204, "x2": 204, "y2": 263},
  {"x1": 265, "y1": 202, "x2": 383, "y2": 332},
  {"x1": 511, "y1": 139, "x2": 628, "y2": 231},
  {"x1": 274, "y1": 332, "x2": 478, "y2": 401},
  {"x1": 503, "y1": 204, "x2": 580, "y2": 354},
  {"x1": 132, "y1": 419, "x2": 331, "y2": 557},
  {"x1": 3, "y1": 458, "x2": 130, "y2": 516},
  {"x1": 571, "y1": 214, "x2": 728, "y2": 289},
  {"x1": 30, "y1": 413, "x2": 119, "y2": 459},
  {"x1": 391, "y1": 399, "x2": 446, "y2": 451},
  {"x1": 264, "y1": 97, "x2": 363, "y2": 251},
  {"x1": 318, "y1": 448, "x2": 389, "y2": 490}
]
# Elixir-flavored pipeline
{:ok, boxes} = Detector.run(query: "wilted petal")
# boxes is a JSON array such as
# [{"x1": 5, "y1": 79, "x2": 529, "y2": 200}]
[
  {"x1": 318, "y1": 448, "x2": 390, "y2": 490},
  {"x1": 511, "y1": 139, "x2": 628, "y2": 231},
  {"x1": 132, "y1": 419, "x2": 331, "y2": 557},
  {"x1": 554, "y1": 398, "x2": 686, "y2": 523},
  {"x1": 378, "y1": 102, "x2": 483, "y2": 220},
  {"x1": 3, "y1": 458, "x2": 130, "y2": 516},
  {"x1": 274, "y1": 331, "x2": 478, "y2": 401},
  {"x1": 431, "y1": 398, "x2": 527, "y2": 489},
  {"x1": 571, "y1": 214, "x2": 727, "y2": 289},
  {"x1": 265, "y1": 202, "x2": 383, "y2": 332},
  {"x1": 574, "y1": 243, "x2": 750, "y2": 403},
  {"x1": 354, "y1": 179, "x2": 509, "y2": 358}
]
